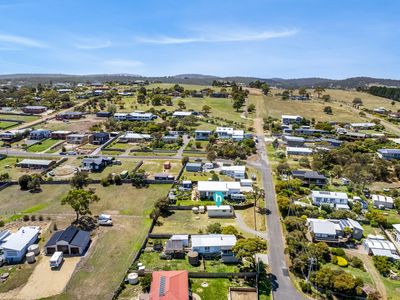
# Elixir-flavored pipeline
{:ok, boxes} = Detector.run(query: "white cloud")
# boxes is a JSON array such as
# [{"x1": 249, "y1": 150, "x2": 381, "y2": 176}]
[
  {"x1": 136, "y1": 29, "x2": 298, "y2": 44},
  {"x1": 73, "y1": 39, "x2": 112, "y2": 50},
  {"x1": 0, "y1": 33, "x2": 47, "y2": 48}
]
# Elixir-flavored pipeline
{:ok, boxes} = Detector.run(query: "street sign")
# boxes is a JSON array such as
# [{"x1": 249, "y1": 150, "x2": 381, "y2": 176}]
[{"x1": 213, "y1": 191, "x2": 224, "y2": 207}]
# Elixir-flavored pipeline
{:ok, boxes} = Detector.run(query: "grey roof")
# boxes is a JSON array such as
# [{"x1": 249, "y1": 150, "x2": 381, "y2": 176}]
[
  {"x1": 186, "y1": 162, "x2": 202, "y2": 167},
  {"x1": 45, "y1": 231, "x2": 63, "y2": 247},
  {"x1": 292, "y1": 170, "x2": 327, "y2": 180},
  {"x1": 311, "y1": 221, "x2": 336, "y2": 235},
  {"x1": 70, "y1": 230, "x2": 90, "y2": 248},
  {"x1": 45, "y1": 226, "x2": 90, "y2": 249}
]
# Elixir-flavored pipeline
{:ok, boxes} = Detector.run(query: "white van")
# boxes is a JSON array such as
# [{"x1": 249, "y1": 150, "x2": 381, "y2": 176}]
[
  {"x1": 98, "y1": 214, "x2": 113, "y2": 226},
  {"x1": 50, "y1": 251, "x2": 63, "y2": 269}
]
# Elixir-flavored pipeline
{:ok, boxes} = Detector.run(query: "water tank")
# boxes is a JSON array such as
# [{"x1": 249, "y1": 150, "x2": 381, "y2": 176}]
[
  {"x1": 192, "y1": 207, "x2": 199, "y2": 214},
  {"x1": 26, "y1": 252, "x2": 36, "y2": 264},
  {"x1": 28, "y1": 244, "x2": 40, "y2": 256},
  {"x1": 188, "y1": 251, "x2": 199, "y2": 265},
  {"x1": 198, "y1": 206, "x2": 205, "y2": 213},
  {"x1": 138, "y1": 266, "x2": 145, "y2": 275},
  {"x1": 127, "y1": 272, "x2": 139, "y2": 285}
]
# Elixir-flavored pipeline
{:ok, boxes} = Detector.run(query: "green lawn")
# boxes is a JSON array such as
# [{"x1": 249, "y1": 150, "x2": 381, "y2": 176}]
[
  {"x1": 0, "y1": 121, "x2": 19, "y2": 129},
  {"x1": 153, "y1": 210, "x2": 238, "y2": 234},
  {"x1": 381, "y1": 276, "x2": 400, "y2": 300},
  {"x1": 87, "y1": 159, "x2": 141, "y2": 180},
  {"x1": 0, "y1": 114, "x2": 39, "y2": 122},
  {"x1": 324, "y1": 263, "x2": 373, "y2": 286},
  {"x1": 180, "y1": 170, "x2": 233, "y2": 182},
  {"x1": 27, "y1": 139, "x2": 62, "y2": 152},
  {"x1": 139, "y1": 251, "x2": 240, "y2": 273},
  {"x1": 190, "y1": 278, "x2": 252, "y2": 300}
]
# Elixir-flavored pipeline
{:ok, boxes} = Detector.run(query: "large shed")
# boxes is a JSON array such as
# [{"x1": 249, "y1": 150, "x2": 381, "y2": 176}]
[{"x1": 45, "y1": 226, "x2": 90, "y2": 256}]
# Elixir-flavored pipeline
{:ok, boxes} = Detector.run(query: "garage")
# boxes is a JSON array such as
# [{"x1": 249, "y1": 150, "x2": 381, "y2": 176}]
[{"x1": 45, "y1": 226, "x2": 91, "y2": 256}]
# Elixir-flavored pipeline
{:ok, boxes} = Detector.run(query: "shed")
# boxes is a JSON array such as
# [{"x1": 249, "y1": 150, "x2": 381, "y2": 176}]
[
  {"x1": 207, "y1": 205, "x2": 234, "y2": 218},
  {"x1": 45, "y1": 226, "x2": 90, "y2": 256},
  {"x1": 185, "y1": 162, "x2": 202, "y2": 172}
]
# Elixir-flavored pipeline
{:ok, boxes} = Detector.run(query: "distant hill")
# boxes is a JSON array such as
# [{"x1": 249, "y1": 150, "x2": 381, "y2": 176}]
[{"x1": 1, "y1": 73, "x2": 400, "y2": 88}]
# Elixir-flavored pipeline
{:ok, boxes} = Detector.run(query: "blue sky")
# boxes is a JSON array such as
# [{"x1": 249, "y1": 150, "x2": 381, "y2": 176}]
[{"x1": 0, "y1": 0, "x2": 399, "y2": 78}]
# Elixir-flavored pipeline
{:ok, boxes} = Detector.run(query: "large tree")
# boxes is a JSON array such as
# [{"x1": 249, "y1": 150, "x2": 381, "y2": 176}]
[
  {"x1": 314, "y1": 86, "x2": 325, "y2": 98},
  {"x1": 61, "y1": 189, "x2": 100, "y2": 221},
  {"x1": 70, "y1": 171, "x2": 90, "y2": 189},
  {"x1": 232, "y1": 237, "x2": 267, "y2": 265}
]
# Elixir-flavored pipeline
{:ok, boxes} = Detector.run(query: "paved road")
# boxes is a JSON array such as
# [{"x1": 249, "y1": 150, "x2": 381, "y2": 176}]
[{"x1": 253, "y1": 118, "x2": 305, "y2": 300}]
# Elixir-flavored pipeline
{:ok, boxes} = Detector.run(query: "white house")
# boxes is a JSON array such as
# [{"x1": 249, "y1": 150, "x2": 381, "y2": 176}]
[
  {"x1": 207, "y1": 205, "x2": 234, "y2": 218},
  {"x1": 311, "y1": 190, "x2": 349, "y2": 209},
  {"x1": 2, "y1": 226, "x2": 40, "y2": 263},
  {"x1": 216, "y1": 127, "x2": 234, "y2": 139},
  {"x1": 114, "y1": 113, "x2": 128, "y2": 121},
  {"x1": 191, "y1": 234, "x2": 237, "y2": 261},
  {"x1": 118, "y1": 132, "x2": 152, "y2": 143},
  {"x1": 393, "y1": 224, "x2": 400, "y2": 243},
  {"x1": 172, "y1": 111, "x2": 194, "y2": 118},
  {"x1": 170, "y1": 235, "x2": 189, "y2": 247},
  {"x1": 281, "y1": 115, "x2": 302, "y2": 125},
  {"x1": 307, "y1": 218, "x2": 363, "y2": 242},
  {"x1": 363, "y1": 235, "x2": 400, "y2": 260},
  {"x1": 220, "y1": 165, "x2": 246, "y2": 180},
  {"x1": 286, "y1": 146, "x2": 313, "y2": 156},
  {"x1": 372, "y1": 194, "x2": 394, "y2": 209},
  {"x1": 127, "y1": 112, "x2": 156, "y2": 121},
  {"x1": 198, "y1": 181, "x2": 242, "y2": 200},
  {"x1": 349, "y1": 122, "x2": 376, "y2": 130}
]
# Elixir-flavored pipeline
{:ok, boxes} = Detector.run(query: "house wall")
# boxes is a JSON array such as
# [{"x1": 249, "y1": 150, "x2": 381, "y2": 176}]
[{"x1": 208, "y1": 209, "x2": 234, "y2": 218}]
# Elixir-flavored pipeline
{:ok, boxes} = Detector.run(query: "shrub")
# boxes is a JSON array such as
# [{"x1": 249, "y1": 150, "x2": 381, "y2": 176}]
[
  {"x1": 299, "y1": 280, "x2": 312, "y2": 293},
  {"x1": 0, "y1": 220, "x2": 4, "y2": 227},
  {"x1": 337, "y1": 256, "x2": 348, "y2": 267},
  {"x1": 350, "y1": 257, "x2": 365, "y2": 270},
  {"x1": 30, "y1": 215, "x2": 36, "y2": 221},
  {"x1": 38, "y1": 215, "x2": 44, "y2": 221},
  {"x1": 331, "y1": 248, "x2": 346, "y2": 257},
  {"x1": 23, "y1": 215, "x2": 30, "y2": 221},
  {"x1": 101, "y1": 177, "x2": 110, "y2": 187}
]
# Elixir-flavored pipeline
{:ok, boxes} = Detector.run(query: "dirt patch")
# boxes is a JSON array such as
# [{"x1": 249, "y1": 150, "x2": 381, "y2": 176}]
[{"x1": 16, "y1": 256, "x2": 81, "y2": 300}]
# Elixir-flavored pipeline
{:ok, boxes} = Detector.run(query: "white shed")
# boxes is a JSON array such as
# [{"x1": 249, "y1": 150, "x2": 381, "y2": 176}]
[{"x1": 206, "y1": 205, "x2": 234, "y2": 218}]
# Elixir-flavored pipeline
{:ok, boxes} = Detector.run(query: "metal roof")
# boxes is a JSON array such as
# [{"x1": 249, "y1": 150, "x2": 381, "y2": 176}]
[
  {"x1": 2, "y1": 226, "x2": 40, "y2": 251},
  {"x1": 191, "y1": 234, "x2": 237, "y2": 248}
]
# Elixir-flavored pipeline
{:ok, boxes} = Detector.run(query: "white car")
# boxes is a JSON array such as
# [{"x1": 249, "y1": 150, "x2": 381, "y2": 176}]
[{"x1": 98, "y1": 214, "x2": 113, "y2": 226}]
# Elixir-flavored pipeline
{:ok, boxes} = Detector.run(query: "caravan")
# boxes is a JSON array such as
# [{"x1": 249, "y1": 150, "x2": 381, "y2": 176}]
[{"x1": 50, "y1": 251, "x2": 63, "y2": 269}]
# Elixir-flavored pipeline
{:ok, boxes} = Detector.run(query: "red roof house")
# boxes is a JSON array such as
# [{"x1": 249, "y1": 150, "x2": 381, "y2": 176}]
[{"x1": 150, "y1": 270, "x2": 189, "y2": 300}]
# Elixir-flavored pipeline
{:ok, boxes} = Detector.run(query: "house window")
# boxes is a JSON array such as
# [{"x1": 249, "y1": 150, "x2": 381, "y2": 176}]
[{"x1": 204, "y1": 247, "x2": 210, "y2": 252}]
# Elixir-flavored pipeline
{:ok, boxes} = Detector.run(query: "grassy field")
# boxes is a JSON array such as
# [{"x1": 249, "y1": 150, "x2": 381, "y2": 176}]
[
  {"x1": 27, "y1": 139, "x2": 61, "y2": 153},
  {"x1": 139, "y1": 251, "x2": 240, "y2": 272},
  {"x1": 190, "y1": 278, "x2": 251, "y2": 300},
  {"x1": 180, "y1": 170, "x2": 233, "y2": 182},
  {"x1": 324, "y1": 89, "x2": 397, "y2": 110},
  {"x1": 87, "y1": 159, "x2": 141, "y2": 180},
  {"x1": 0, "y1": 114, "x2": 39, "y2": 122},
  {"x1": 139, "y1": 159, "x2": 182, "y2": 176},
  {"x1": 254, "y1": 92, "x2": 364, "y2": 122},
  {"x1": 153, "y1": 210, "x2": 240, "y2": 235},
  {"x1": 0, "y1": 120, "x2": 19, "y2": 129},
  {"x1": 0, "y1": 156, "x2": 57, "y2": 180},
  {"x1": 325, "y1": 263, "x2": 373, "y2": 286},
  {"x1": 381, "y1": 276, "x2": 400, "y2": 300}
]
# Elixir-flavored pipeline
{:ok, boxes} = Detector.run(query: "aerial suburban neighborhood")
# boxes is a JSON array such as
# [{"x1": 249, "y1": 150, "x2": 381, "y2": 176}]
[{"x1": 0, "y1": 1, "x2": 400, "y2": 300}]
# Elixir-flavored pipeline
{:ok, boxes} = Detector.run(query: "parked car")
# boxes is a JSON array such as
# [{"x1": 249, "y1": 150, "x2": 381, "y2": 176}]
[
  {"x1": 98, "y1": 214, "x2": 113, "y2": 226},
  {"x1": 50, "y1": 251, "x2": 63, "y2": 269}
]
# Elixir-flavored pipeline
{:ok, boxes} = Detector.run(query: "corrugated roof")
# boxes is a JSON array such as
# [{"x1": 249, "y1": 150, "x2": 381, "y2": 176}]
[{"x1": 2, "y1": 226, "x2": 40, "y2": 251}]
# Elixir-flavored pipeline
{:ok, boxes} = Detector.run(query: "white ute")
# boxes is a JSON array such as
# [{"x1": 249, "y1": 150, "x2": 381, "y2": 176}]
[
  {"x1": 50, "y1": 251, "x2": 63, "y2": 269},
  {"x1": 98, "y1": 214, "x2": 113, "y2": 226}
]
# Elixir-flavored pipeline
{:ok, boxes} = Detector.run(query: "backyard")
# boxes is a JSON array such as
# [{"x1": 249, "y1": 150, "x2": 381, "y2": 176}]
[{"x1": 27, "y1": 139, "x2": 62, "y2": 153}]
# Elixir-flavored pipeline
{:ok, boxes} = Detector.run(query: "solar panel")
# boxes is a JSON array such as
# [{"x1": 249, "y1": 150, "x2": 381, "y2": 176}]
[{"x1": 159, "y1": 276, "x2": 166, "y2": 296}]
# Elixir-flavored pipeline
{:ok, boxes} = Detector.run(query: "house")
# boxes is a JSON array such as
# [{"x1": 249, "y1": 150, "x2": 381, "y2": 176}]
[
  {"x1": 286, "y1": 147, "x2": 313, "y2": 156},
  {"x1": 92, "y1": 90, "x2": 104, "y2": 96},
  {"x1": 185, "y1": 162, "x2": 203, "y2": 172},
  {"x1": 351, "y1": 196, "x2": 368, "y2": 210},
  {"x1": 57, "y1": 88, "x2": 73, "y2": 94},
  {"x1": 281, "y1": 115, "x2": 302, "y2": 125},
  {"x1": 45, "y1": 226, "x2": 90, "y2": 256},
  {"x1": 220, "y1": 165, "x2": 246, "y2": 180},
  {"x1": 56, "y1": 112, "x2": 84, "y2": 120},
  {"x1": 294, "y1": 128, "x2": 328, "y2": 136},
  {"x1": 320, "y1": 138, "x2": 343, "y2": 148},
  {"x1": 363, "y1": 235, "x2": 400, "y2": 260},
  {"x1": 372, "y1": 194, "x2": 394, "y2": 209},
  {"x1": 307, "y1": 218, "x2": 363, "y2": 242},
  {"x1": 119, "y1": 132, "x2": 152, "y2": 143},
  {"x1": 172, "y1": 111, "x2": 194, "y2": 118},
  {"x1": 349, "y1": 122, "x2": 376, "y2": 130},
  {"x1": 181, "y1": 180, "x2": 192, "y2": 190},
  {"x1": 96, "y1": 111, "x2": 112, "y2": 118},
  {"x1": 127, "y1": 112, "x2": 157, "y2": 121},
  {"x1": 162, "y1": 135, "x2": 179, "y2": 143},
  {"x1": 114, "y1": 113, "x2": 128, "y2": 121},
  {"x1": 29, "y1": 129, "x2": 51, "y2": 140},
  {"x1": 82, "y1": 157, "x2": 113, "y2": 172},
  {"x1": 0, "y1": 129, "x2": 31, "y2": 142},
  {"x1": 210, "y1": 92, "x2": 229, "y2": 98},
  {"x1": 51, "y1": 130, "x2": 72, "y2": 140},
  {"x1": 22, "y1": 106, "x2": 47, "y2": 114},
  {"x1": 197, "y1": 181, "x2": 251, "y2": 200},
  {"x1": 291, "y1": 170, "x2": 327, "y2": 186},
  {"x1": 91, "y1": 132, "x2": 110, "y2": 145},
  {"x1": 1, "y1": 226, "x2": 40, "y2": 263},
  {"x1": 232, "y1": 130, "x2": 245, "y2": 141},
  {"x1": 192, "y1": 92, "x2": 204, "y2": 98},
  {"x1": 216, "y1": 127, "x2": 234, "y2": 139},
  {"x1": 195, "y1": 130, "x2": 213, "y2": 140},
  {"x1": 392, "y1": 224, "x2": 400, "y2": 243},
  {"x1": 191, "y1": 234, "x2": 237, "y2": 261},
  {"x1": 377, "y1": 149, "x2": 400, "y2": 160},
  {"x1": 149, "y1": 270, "x2": 189, "y2": 300},
  {"x1": 311, "y1": 190, "x2": 349, "y2": 208},
  {"x1": 17, "y1": 159, "x2": 55, "y2": 169},
  {"x1": 66, "y1": 133, "x2": 93, "y2": 144},
  {"x1": 388, "y1": 112, "x2": 400, "y2": 120},
  {"x1": 154, "y1": 173, "x2": 175, "y2": 181},
  {"x1": 282, "y1": 136, "x2": 305, "y2": 147},
  {"x1": 207, "y1": 205, "x2": 234, "y2": 218}
]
